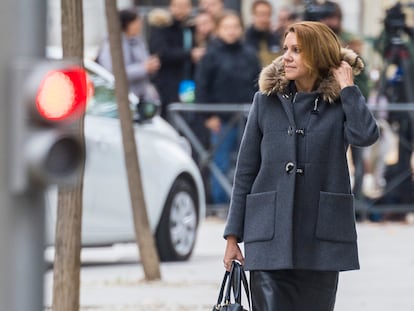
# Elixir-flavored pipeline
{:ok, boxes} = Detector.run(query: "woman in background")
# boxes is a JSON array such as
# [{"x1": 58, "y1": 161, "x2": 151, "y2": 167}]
[
  {"x1": 97, "y1": 8, "x2": 160, "y2": 104},
  {"x1": 195, "y1": 10, "x2": 261, "y2": 206}
]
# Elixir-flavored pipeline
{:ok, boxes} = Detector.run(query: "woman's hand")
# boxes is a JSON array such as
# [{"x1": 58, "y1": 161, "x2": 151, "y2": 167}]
[
  {"x1": 191, "y1": 47, "x2": 206, "y2": 63},
  {"x1": 145, "y1": 55, "x2": 161, "y2": 74},
  {"x1": 223, "y1": 236, "x2": 244, "y2": 271},
  {"x1": 332, "y1": 61, "x2": 354, "y2": 89}
]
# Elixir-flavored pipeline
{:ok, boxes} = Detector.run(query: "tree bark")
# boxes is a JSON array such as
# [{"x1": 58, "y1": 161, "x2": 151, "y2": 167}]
[
  {"x1": 52, "y1": 1, "x2": 85, "y2": 310},
  {"x1": 104, "y1": 0, "x2": 161, "y2": 280}
]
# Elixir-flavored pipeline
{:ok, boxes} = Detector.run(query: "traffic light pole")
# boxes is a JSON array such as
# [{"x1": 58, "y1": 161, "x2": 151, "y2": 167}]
[{"x1": 0, "y1": 1, "x2": 47, "y2": 311}]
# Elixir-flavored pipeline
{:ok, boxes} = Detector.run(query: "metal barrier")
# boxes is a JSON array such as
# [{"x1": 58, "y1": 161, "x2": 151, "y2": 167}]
[
  {"x1": 358, "y1": 103, "x2": 414, "y2": 220},
  {"x1": 168, "y1": 103, "x2": 250, "y2": 214},
  {"x1": 168, "y1": 102, "x2": 414, "y2": 220}
]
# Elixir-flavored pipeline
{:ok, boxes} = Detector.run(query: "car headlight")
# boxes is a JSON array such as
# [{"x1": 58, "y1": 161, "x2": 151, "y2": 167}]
[{"x1": 178, "y1": 136, "x2": 192, "y2": 156}]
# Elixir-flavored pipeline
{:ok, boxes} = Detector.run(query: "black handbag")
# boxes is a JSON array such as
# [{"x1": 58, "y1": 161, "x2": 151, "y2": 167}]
[{"x1": 213, "y1": 261, "x2": 251, "y2": 311}]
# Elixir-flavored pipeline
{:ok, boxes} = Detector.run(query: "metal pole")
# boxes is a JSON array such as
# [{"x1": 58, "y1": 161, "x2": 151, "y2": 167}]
[{"x1": 0, "y1": 0, "x2": 46, "y2": 311}]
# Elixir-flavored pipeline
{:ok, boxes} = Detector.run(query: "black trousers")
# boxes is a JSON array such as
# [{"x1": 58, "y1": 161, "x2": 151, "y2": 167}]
[{"x1": 250, "y1": 269, "x2": 339, "y2": 311}]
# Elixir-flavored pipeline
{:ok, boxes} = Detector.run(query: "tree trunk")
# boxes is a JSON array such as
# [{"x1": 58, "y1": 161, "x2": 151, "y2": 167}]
[
  {"x1": 52, "y1": 1, "x2": 85, "y2": 310},
  {"x1": 104, "y1": 0, "x2": 161, "y2": 280}
]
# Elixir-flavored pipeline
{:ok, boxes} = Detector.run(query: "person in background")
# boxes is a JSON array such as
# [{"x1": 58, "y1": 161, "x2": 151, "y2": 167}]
[
  {"x1": 148, "y1": 0, "x2": 205, "y2": 118},
  {"x1": 273, "y1": 5, "x2": 299, "y2": 46},
  {"x1": 223, "y1": 21, "x2": 379, "y2": 310},
  {"x1": 195, "y1": 10, "x2": 261, "y2": 206},
  {"x1": 194, "y1": 8, "x2": 216, "y2": 48},
  {"x1": 317, "y1": 0, "x2": 370, "y2": 200},
  {"x1": 245, "y1": 0, "x2": 281, "y2": 67},
  {"x1": 371, "y1": 2, "x2": 414, "y2": 217},
  {"x1": 187, "y1": 8, "x2": 217, "y2": 204},
  {"x1": 96, "y1": 8, "x2": 160, "y2": 104},
  {"x1": 198, "y1": 0, "x2": 224, "y2": 21}
]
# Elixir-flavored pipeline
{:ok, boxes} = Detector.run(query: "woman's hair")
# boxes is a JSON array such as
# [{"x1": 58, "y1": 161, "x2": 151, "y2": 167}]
[
  {"x1": 119, "y1": 8, "x2": 140, "y2": 32},
  {"x1": 284, "y1": 21, "x2": 342, "y2": 79}
]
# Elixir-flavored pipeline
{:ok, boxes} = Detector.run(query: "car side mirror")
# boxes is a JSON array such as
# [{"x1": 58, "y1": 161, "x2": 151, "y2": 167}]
[{"x1": 135, "y1": 97, "x2": 160, "y2": 122}]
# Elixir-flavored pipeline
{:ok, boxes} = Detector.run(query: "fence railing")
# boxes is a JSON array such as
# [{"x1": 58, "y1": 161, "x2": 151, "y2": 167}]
[
  {"x1": 168, "y1": 103, "x2": 250, "y2": 212},
  {"x1": 168, "y1": 102, "x2": 414, "y2": 220}
]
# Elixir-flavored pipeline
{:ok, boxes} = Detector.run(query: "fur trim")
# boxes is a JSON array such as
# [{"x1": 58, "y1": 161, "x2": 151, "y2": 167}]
[
  {"x1": 147, "y1": 8, "x2": 173, "y2": 27},
  {"x1": 258, "y1": 47, "x2": 365, "y2": 103}
]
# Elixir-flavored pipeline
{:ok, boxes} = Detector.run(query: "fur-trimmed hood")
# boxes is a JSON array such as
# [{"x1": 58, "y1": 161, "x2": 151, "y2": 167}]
[
  {"x1": 147, "y1": 8, "x2": 173, "y2": 27},
  {"x1": 147, "y1": 8, "x2": 195, "y2": 28},
  {"x1": 258, "y1": 48, "x2": 364, "y2": 103}
]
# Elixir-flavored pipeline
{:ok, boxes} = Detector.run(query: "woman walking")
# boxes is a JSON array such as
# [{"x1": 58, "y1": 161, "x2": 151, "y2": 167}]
[{"x1": 223, "y1": 21, "x2": 379, "y2": 311}]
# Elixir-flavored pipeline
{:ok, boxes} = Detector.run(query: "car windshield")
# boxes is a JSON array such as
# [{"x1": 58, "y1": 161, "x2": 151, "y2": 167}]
[{"x1": 86, "y1": 70, "x2": 119, "y2": 118}]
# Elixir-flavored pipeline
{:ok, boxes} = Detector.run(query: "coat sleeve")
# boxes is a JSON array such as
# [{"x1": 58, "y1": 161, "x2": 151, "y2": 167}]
[
  {"x1": 122, "y1": 44, "x2": 148, "y2": 83},
  {"x1": 223, "y1": 92, "x2": 262, "y2": 242},
  {"x1": 125, "y1": 63, "x2": 147, "y2": 82},
  {"x1": 96, "y1": 39, "x2": 148, "y2": 83},
  {"x1": 194, "y1": 51, "x2": 214, "y2": 103},
  {"x1": 341, "y1": 85, "x2": 380, "y2": 147}
]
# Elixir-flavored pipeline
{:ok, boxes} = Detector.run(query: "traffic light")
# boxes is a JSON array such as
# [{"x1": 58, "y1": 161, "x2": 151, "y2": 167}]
[{"x1": 9, "y1": 59, "x2": 88, "y2": 193}]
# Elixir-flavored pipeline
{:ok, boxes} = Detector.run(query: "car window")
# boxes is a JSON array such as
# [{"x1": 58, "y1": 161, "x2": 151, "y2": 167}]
[{"x1": 86, "y1": 70, "x2": 119, "y2": 118}]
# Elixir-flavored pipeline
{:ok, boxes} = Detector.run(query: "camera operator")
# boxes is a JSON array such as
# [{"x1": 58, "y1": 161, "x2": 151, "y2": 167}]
[
  {"x1": 372, "y1": 2, "x2": 414, "y2": 217},
  {"x1": 374, "y1": 2, "x2": 414, "y2": 89},
  {"x1": 304, "y1": 1, "x2": 370, "y2": 202}
]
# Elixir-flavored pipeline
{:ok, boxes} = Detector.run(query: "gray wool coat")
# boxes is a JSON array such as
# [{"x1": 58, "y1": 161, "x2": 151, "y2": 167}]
[{"x1": 223, "y1": 48, "x2": 379, "y2": 272}]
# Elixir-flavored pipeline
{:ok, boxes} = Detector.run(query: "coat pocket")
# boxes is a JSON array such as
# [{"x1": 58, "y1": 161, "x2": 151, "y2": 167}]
[
  {"x1": 244, "y1": 191, "x2": 277, "y2": 243},
  {"x1": 316, "y1": 191, "x2": 357, "y2": 243}
]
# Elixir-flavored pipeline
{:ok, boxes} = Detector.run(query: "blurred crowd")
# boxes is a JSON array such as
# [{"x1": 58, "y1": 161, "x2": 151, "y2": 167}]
[{"x1": 95, "y1": 0, "x2": 414, "y2": 222}]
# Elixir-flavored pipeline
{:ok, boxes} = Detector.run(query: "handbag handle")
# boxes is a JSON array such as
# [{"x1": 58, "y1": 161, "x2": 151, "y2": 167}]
[
  {"x1": 214, "y1": 270, "x2": 230, "y2": 310},
  {"x1": 234, "y1": 262, "x2": 251, "y2": 309},
  {"x1": 240, "y1": 263, "x2": 251, "y2": 309},
  {"x1": 214, "y1": 261, "x2": 251, "y2": 310},
  {"x1": 214, "y1": 262, "x2": 236, "y2": 310},
  {"x1": 224, "y1": 261, "x2": 239, "y2": 304}
]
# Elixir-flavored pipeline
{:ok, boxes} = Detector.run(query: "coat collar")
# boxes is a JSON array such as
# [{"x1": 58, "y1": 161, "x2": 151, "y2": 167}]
[{"x1": 258, "y1": 48, "x2": 365, "y2": 103}]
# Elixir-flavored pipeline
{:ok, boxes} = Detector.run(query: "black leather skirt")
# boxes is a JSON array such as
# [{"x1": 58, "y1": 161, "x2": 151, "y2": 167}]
[{"x1": 250, "y1": 269, "x2": 339, "y2": 311}]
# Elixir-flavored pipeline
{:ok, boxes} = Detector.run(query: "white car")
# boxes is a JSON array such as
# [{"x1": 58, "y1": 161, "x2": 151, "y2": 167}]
[{"x1": 45, "y1": 59, "x2": 206, "y2": 262}]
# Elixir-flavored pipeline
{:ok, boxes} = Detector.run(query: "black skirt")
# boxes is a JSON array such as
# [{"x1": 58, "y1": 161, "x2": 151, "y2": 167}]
[{"x1": 250, "y1": 269, "x2": 339, "y2": 311}]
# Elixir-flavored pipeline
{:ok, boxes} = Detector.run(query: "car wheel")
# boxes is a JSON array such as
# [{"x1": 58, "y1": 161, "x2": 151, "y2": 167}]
[{"x1": 156, "y1": 178, "x2": 198, "y2": 261}]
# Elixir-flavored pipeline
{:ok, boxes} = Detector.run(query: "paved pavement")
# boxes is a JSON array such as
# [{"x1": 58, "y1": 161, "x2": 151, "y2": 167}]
[{"x1": 44, "y1": 216, "x2": 414, "y2": 311}]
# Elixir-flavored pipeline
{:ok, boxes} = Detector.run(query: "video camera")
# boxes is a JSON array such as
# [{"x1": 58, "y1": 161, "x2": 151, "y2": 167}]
[
  {"x1": 303, "y1": 0, "x2": 337, "y2": 21},
  {"x1": 384, "y1": 2, "x2": 407, "y2": 38},
  {"x1": 379, "y1": 1, "x2": 414, "y2": 58}
]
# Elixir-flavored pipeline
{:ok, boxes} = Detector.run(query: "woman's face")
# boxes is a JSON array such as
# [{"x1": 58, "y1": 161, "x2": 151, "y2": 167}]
[
  {"x1": 282, "y1": 32, "x2": 316, "y2": 91},
  {"x1": 195, "y1": 12, "x2": 215, "y2": 37},
  {"x1": 216, "y1": 15, "x2": 243, "y2": 44},
  {"x1": 126, "y1": 18, "x2": 142, "y2": 37}
]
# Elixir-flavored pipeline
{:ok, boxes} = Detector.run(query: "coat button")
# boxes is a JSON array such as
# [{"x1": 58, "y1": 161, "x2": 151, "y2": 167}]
[{"x1": 285, "y1": 162, "x2": 295, "y2": 173}]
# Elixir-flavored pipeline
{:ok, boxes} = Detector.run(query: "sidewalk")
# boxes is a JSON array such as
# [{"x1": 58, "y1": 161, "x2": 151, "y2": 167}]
[{"x1": 44, "y1": 217, "x2": 414, "y2": 311}]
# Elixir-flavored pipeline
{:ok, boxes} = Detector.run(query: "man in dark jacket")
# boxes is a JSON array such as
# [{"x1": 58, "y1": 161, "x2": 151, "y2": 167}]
[
  {"x1": 148, "y1": 0, "x2": 205, "y2": 119},
  {"x1": 245, "y1": 0, "x2": 280, "y2": 67}
]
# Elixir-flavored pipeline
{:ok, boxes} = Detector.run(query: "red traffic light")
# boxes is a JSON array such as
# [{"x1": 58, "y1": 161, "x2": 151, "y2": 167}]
[
  {"x1": 35, "y1": 66, "x2": 87, "y2": 122},
  {"x1": 9, "y1": 60, "x2": 89, "y2": 193}
]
